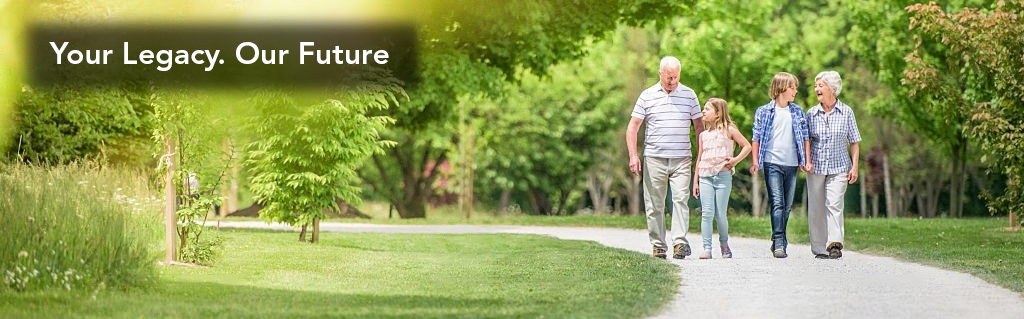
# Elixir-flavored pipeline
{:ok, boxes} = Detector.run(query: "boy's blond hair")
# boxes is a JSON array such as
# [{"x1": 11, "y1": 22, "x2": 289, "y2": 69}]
[
  {"x1": 704, "y1": 98, "x2": 735, "y2": 132},
  {"x1": 769, "y1": 72, "x2": 799, "y2": 100}
]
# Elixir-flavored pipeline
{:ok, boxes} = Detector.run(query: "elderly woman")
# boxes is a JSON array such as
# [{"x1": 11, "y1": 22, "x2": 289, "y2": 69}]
[{"x1": 806, "y1": 71, "x2": 862, "y2": 259}]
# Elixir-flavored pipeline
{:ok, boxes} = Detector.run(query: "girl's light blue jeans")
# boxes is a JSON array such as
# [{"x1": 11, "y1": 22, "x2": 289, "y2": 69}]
[{"x1": 699, "y1": 171, "x2": 732, "y2": 250}]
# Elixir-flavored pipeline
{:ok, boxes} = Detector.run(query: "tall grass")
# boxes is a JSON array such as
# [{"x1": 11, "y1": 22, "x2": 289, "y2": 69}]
[{"x1": 0, "y1": 163, "x2": 161, "y2": 292}]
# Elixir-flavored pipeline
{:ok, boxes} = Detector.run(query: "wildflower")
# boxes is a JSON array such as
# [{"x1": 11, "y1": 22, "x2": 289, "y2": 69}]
[{"x1": 17, "y1": 251, "x2": 28, "y2": 258}]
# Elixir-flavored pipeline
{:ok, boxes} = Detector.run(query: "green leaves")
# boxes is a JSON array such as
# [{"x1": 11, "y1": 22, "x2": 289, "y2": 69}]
[{"x1": 247, "y1": 80, "x2": 402, "y2": 227}]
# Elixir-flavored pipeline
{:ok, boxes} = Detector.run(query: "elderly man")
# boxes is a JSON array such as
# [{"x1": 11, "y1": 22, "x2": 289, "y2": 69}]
[
  {"x1": 626, "y1": 56, "x2": 705, "y2": 259},
  {"x1": 806, "y1": 71, "x2": 861, "y2": 259}
]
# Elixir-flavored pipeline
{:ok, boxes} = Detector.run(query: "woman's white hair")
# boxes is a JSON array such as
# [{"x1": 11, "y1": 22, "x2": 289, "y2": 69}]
[
  {"x1": 659, "y1": 56, "x2": 681, "y2": 72},
  {"x1": 815, "y1": 71, "x2": 843, "y2": 96}
]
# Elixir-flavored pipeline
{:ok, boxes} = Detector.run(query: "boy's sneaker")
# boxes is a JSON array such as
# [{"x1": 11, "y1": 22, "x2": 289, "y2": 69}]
[
  {"x1": 721, "y1": 244, "x2": 733, "y2": 259},
  {"x1": 699, "y1": 250, "x2": 712, "y2": 259},
  {"x1": 827, "y1": 242, "x2": 843, "y2": 259},
  {"x1": 673, "y1": 243, "x2": 691, "y2": 259},
  {"x1": 773, "y1": 248, "x2": 788, "y2": 258},
  {"x1": 653, "y1": 248, "x2": 667, "y2": 259}
]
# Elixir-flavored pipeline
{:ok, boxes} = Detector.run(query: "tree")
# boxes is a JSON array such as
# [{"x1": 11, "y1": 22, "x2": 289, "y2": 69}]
[
  {"x1": 906, "y1": 1, "x2": 1024, "y2": 226},
  {"x1": 358, "y1": 0, "x2": 696, "y2": 218},
  {"x1": 467, "y1": 39, "x2": 626, "y2": 214},
  {"x1": 846, "y1": 0, "x2": 997, "y2": 218},
  {"x1": 247, "y1": 80, "x2": 401, "y2": 243}
]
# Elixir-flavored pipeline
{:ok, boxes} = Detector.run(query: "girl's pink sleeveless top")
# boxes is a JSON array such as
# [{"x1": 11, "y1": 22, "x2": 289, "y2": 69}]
[{"x1": 697, "y1": 129, "x2": 735, "y2": 177}]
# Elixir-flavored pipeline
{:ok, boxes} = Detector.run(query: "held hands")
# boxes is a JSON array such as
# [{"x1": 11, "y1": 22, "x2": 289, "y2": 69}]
[{"x1": 800, "y1": 163, "x2": 814, "y2": 174}]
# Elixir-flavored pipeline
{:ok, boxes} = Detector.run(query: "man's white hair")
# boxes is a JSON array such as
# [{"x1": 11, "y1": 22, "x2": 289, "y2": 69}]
[
  {"x1": 659, "y1": 56, "x2": 681, "y2": 72},
  {"x1": 815, "y1": 71, "x2": 843, "y2": 96}
]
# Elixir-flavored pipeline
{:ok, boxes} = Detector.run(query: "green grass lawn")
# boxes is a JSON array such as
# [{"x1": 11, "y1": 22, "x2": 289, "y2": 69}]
[
  {"x1": 0, "y1": 229, "x2": 678, "y2": 319},
  {"x1": 223, "y1": 213, "x2": 1024, "y2": 295}
]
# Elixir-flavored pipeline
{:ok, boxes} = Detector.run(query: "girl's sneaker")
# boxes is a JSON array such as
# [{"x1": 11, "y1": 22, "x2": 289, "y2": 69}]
[
  {"x1": 721, "y1": 244, "x2": 733, "y2": 259},
  {"x1": 699, "y1": 250, "x2": 713, "y2": 259}
]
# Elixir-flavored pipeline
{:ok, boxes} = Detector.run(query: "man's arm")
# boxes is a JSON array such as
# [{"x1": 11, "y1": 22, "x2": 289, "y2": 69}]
[{"x1": 627, "y1": 117, "x2": 643, "y2": 175}]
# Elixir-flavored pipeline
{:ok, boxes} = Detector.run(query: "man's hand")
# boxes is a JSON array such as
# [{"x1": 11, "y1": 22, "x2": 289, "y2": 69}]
[
  {"x1": 630, "y1": 155, "x2": 642, "y2": 176},
  {"x1": 848, "y1": 167, "x2": 859, "y2": 184},
  {"x1": 749, "y1": 162, "x2": 759, "y2": 175},
  {"x1": 803, "y1": 163, "x2": 814, "y2": 174}
]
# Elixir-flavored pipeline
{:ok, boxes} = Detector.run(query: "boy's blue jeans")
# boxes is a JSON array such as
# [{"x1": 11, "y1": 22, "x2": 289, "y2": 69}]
[{"x1": 763, "y1": 163, "x2": 797, "y2": 250}]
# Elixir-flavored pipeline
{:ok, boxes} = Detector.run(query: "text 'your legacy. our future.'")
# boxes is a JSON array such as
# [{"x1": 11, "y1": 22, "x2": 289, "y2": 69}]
[{"x1": 49, "y1": 41, "x2": 392, "y2": 71}]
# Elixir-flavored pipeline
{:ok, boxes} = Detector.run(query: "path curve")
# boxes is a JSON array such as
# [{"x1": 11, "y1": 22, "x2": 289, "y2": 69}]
[{"x1": 218, "y1": 221, "x2": 1024, "y2": 319}]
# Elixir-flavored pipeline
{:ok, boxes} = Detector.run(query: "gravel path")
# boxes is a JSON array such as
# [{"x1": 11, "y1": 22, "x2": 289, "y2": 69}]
[{"x1": 218, "y1": 221, "x2": 1024, "y2": 319}]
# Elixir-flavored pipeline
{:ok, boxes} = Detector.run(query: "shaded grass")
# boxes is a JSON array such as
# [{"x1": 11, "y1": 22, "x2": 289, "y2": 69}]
[{"x1": 0, "y1": 229, "x2": 679, "y2": 319}]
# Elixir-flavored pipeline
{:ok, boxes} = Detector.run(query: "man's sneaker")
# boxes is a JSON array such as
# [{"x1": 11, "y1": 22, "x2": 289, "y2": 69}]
[
  {"x1": 721, "y1": 244, "x2": 733, "y2": 259},
  {"x1": 827, "y1": 242, "x2": 843, "y2": 259},
  {"x1": 814, "y1": 254, "x2": 831, "y2": 259},
  {"x1": 773, "y1": 248, "x2": 788, "y2": 258},
  {"x1": 673, "y1": 243, "x2": 691, "y2": 259},
  {"x1": 699, "y1": 250, "x2": 712, "y2": 259},
  {"x1": 653, "y1": 248, "x2": 667, "y2": 259}
]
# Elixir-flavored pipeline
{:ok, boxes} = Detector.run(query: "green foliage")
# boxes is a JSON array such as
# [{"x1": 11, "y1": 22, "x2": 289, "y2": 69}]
[
  {"x1": 0, "y1": 163, "x2": 159, "y2": 292},
  {"x1": 0, "y1": 0, "x2": 23, "y2": 152},
  {"x1": 362, "y1": 0, "x2": 696, "y2": 218},
  {"x1": 248, "y1": 81, "x2": 402, "y2": 231},
  {"x1": 8, "y1": 86, "x2": 156, "y2": 167},
  {"x1": 468, "y1": 37, "x2": 628, "y2": 214},
  {"x1": 906, "y1": 1, "x2": 1024, "y2": 223},
  {"x1": 152, "y1": 91, "x2": 233, "y2": 262}
]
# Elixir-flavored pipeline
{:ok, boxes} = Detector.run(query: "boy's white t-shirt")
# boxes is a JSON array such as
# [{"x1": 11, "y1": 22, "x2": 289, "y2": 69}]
[{"x1": 765, "y1": 107, "x2": 799, "y2": 166}]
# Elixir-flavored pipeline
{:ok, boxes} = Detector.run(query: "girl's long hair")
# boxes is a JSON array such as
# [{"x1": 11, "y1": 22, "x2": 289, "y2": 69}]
[{"x1": 705, "y1": 98, "x2": 735, "y2": 132}]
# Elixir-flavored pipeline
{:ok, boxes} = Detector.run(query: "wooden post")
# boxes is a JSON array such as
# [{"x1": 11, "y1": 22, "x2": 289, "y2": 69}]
[
  {"x1": 163, "y1": 137, "x2": 177, "y2": 263},
  {"x1": 1011, "y1": 212, "x2": 1018, "y2": 229}
]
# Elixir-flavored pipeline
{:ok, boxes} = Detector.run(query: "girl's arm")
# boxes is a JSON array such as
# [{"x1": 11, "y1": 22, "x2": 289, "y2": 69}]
[{"x1": 729, "y1": 126, "x2": 752, "y2": 167}]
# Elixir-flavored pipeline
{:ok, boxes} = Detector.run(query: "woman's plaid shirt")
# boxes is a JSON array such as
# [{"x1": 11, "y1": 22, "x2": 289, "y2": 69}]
[{"x1": 805, "y1": 100, "x2": 862, "y2": 175}]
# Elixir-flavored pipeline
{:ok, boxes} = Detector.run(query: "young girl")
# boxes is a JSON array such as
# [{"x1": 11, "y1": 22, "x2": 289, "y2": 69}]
[{"x1": 692, "y1": 98, "x2": 751, "y2": 259}]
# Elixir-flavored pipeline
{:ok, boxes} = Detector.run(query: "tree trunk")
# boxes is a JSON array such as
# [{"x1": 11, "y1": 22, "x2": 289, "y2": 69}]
[
  {"x1": 528, "y1": 188, "x2": 553, "y2": 215},
  {"x1": 299, "y1": 224, "x2": 308, "y2": 242},
  {"x1": 860, "y1": 168, "x2": 867, "y2": 218},
  {"x1": 311, "y1": 217, "x2": 320, "y2": 244},
  {"x1": 464, "y1": 122, "x2": 475, "y2": 219},
  {"x1": 752, "y1": 172, "x2": 763, "y2": 217},
  {"x1": 1011, "y1": 212, "x2": 1018, "y2": 229},
  {"x1": 163, "y1": 137, "x2": 177, "y2": 263},
  {"x1": 500, "y1": 189, "x2": 512, "y2": 212},
  {"x1": 950, "y1": 146, "x2": 961, "y2": 218},
  {"x1": 883, "y1": 152, "x2": 894, "y2": 218},
  {"x1": 871, "y1": 192, "x2": 879, "y2": 218},
  {"x1": 396, "y1": 199, "x2": 427, "y2": 218},
  {"x1": 629, "y1": 174, "x2": 642, "y2": 216}
]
